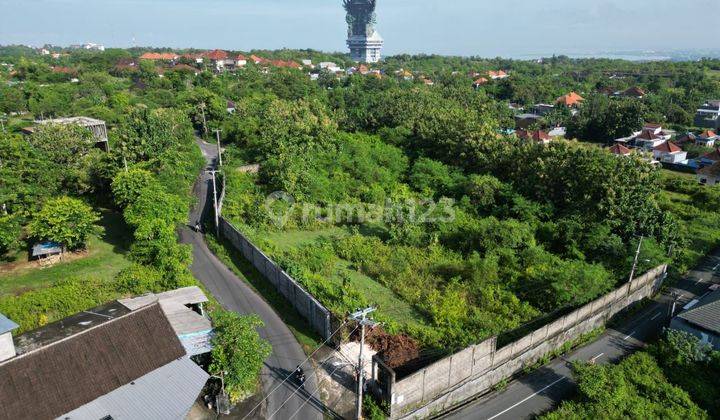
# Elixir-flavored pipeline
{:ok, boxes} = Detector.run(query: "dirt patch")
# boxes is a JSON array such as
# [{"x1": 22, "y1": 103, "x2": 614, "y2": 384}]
[
  {"x1": 0, "y1": 250, "x2": 89, "y2": 276},
  {"x1": 362, "y1": 327, "x2": 420, "y2": 369}
]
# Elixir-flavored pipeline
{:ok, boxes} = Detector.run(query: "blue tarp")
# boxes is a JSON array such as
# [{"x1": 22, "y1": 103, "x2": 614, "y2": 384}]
[{"x1": 31, "y1": 241, "x2": 63, "y2": 257}]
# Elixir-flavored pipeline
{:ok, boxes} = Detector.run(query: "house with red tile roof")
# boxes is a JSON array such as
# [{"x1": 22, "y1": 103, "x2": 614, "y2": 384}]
[
  {"x1": 204, "y1": 49, "x2": 228, "y2": 61},
  {"x1": 270, "y1": 60, "x2": 302, "y2": 69},
  {"x1": 609, "y1": 143, "x2": 632, "y2": 156},
  {"x1": 616, "y1": 123, "x2": 672, "y2": 150},
  {"x1": 556, "y1": 92, "x2": 584, "y2": 107},
  {"x1": 697, "y1": 130, "x2": 718, "y2": 147},
  {"x1": 615, "y1": 86, "x2": 646, "y2": 99},
  {"x1": 488, "y1": 70, "x2": 508, "y2": 80},
  {"x1": 653, "y1": 141, "x2": 687, "y2": 163},
  {"x1": 250, "y1": 55, "x2": 270, "y2": 65},
  {"x1": 517, "y1": 129, "x2": 552, "y2": 145},
  {"x1": 472, "y1": 77, "x2": 489, "y2": 88},
  {"x1": 139, "y1": 52, "x2": 178, "y2": 61}
]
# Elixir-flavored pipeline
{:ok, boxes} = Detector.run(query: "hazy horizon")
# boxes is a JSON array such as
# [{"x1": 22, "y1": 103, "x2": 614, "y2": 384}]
[{"x1": 1, "y1": 0, "x2": 719, "y2": 58}]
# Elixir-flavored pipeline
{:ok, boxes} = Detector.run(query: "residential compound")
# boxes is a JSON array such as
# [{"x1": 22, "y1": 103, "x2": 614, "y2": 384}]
[
  {"x1": 0, "y1": 287, "x2": 212, "y2": 420},
  {"x1": 694, "y1": 100, "x2": 720, "y2": 130}
]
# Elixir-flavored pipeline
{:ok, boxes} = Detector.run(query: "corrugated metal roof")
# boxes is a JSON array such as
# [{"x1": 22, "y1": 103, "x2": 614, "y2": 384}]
[
  {"x1": 59, "y1": 357, "x2": 209, "y2": 420},
  {"x1": 118, "y1": 287, "x2": 213, "y2": 356},
  {"x1": 677, "y1": 289, "x2": 720, "y2": 335},
  {"x1": 0, "y1": 313, "x2": 18, "y2": 335}
]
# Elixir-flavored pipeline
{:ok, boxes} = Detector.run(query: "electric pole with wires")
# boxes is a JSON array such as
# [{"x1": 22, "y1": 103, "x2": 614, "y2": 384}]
[
  {"x1": 213, "y1": 128, "x2": 223, "y2": 167},
  {"x1": 628, "y1": 235, "x2": 644, "y2": 283},
  {"x1": 350, "y1": 307, "x2": 377, "y2": 420},
  {"x1": 207, "y1": 169, "x2": 220, "y2": 237}
]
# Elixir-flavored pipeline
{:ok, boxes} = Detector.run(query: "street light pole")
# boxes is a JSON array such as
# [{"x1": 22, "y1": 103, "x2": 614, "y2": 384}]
[
  {"x1": 214, "y1": 129, "x2": 223, "y2": 167},
  {"x1": 350, "y1": 307, "x2": 377, "y2": 420}
]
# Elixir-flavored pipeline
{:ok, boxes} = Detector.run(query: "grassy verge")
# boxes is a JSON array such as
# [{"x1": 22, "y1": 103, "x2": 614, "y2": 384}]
[
  {"x1": 262, "y1": 227, "x2": 431, "y2": 332},
  {"x1": 205, "y1": 234, "x2": 323, "y2": 352},
  {"x1": 0, "y1": 210, "x2": 132, "y2": 297}
]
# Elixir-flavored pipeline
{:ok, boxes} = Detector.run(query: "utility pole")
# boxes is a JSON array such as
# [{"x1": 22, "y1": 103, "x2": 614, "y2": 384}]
[
  {"x1": 213, "y1": 129, "x2": 223, "y2": 167},
  {"x1": 200, "y1": 102, "x2": 208, "y2": 139},
  {"x1": 669, "y1": 290, "x2": 682, "y2": 318},
  {"x1": 628, "y1": 235, "x2": 644, "y2": 283},
  {"x1": 350, "y1": 307, "x2": 377, "y2": 420},
  {"x1": 207, "y1": 170, "x2": 220, "y2": 237}
]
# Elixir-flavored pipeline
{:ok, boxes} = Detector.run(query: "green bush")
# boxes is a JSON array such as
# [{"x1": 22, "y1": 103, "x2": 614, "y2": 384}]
[{"x1": 209, "y1": 311, "x2": 272, "y2": 403}]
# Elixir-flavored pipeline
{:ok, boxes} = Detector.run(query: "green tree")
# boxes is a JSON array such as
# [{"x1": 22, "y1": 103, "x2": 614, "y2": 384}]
[
  {"x1": 29, "y1": 197, "x2": 100, "y2": 250},
  {"x1": 111, "y1": 168, "x2": 161, "y2": 208},
  {"x1": 0, "y1": 214, "x2": 22, "y2": 256},
  {"x1": 209, "y1": 311, "x2": 272, "y2": 403}
]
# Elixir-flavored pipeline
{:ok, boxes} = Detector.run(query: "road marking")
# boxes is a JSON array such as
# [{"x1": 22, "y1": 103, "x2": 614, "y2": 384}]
[
  {"x1": 486, "y1": 377, "x2": 566, "y2": 420},
  {"x1": 590, "y1": 353, "x2": 604, "y2": 362},
  {"x1": 651, "y1": 313, "x2": 661, "y2": 321},
  {"x1": 713, "y1": 263, "x2": 719, "y2": 271},
  {"x1": 624, "y1": 331, "x2": 636, "y2": 341}
]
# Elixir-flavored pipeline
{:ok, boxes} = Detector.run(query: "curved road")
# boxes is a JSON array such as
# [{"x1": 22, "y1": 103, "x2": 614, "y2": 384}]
[{"x1": 180, "y1": 139, "x2": 324, "y2": 420}]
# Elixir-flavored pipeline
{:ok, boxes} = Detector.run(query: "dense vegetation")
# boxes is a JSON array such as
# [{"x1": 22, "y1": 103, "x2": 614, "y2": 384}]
[
  {"x1": 0, "y1": 46, "x2": 270, "y2": 402},
  {"x1": 543, "y1": 331, "x2": 720, "y2": 419},
  {"x1": 1, "y1": 45, "x2": 718, "y2": 362},
  {"x1": 210, "y1": 56, "x2": 719, "y2": 350}
]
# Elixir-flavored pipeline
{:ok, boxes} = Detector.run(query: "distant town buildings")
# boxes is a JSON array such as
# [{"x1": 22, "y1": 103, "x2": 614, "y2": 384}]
[
  {"x1": 344, "y1": 0, "x2": 384, "y2": 63},
  {"x1": 70, "y1": 43, "x2": 105, "y2": 51}
]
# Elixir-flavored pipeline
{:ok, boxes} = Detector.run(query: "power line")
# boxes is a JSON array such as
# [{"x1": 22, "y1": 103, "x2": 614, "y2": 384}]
[
  {"x1": 242, "y1": 320, "x2": 350, "y2": 420},
  {"x1": 267, "y1": 324, "x2": 361, "y2": 420}
]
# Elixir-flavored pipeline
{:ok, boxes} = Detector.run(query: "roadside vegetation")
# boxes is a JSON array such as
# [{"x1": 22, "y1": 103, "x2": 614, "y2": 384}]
[
  {"x1": 542, "y1": 330, "x2": 720, "y2": 419},
  {"x1": 0, "y1": 47, "x2": 270, "y2": 403},
  {"x1": 1, "y1": 46, "x2": 719, "y2": 396}
]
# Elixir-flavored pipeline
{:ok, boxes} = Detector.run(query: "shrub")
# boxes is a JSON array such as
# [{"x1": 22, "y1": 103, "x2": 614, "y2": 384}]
[{"x1": 209, "y1": 311, "x2": 271, "y2": 403}]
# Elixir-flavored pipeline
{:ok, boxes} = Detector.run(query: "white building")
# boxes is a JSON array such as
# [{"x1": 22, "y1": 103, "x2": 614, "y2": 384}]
[{"x1": 653, "y1": 141, "x2": 688, "y2": 164}]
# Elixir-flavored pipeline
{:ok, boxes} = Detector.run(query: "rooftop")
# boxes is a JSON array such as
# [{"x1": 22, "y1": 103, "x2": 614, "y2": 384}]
[
  {"x1": 35, "y1": 116, "x2": 106, "y2": 127},
  {"x1": 654, "y1": 141, "x2": 682, "y2": 153},
  {"x1": 13, "y1": 301, "x2": 130, "y2": 355},
  {"x1": 698, "y1": 161, "x2": 720, "y2": 177},
  {"x1": 677, "y1": 289, "x2": 720, "y2": 335},
  {"x1": 0, "y1": 313, "x2": 18, "y2": 335},
  {"x1": 0, "y1": 303, "x2": 185, "y2": 420}
]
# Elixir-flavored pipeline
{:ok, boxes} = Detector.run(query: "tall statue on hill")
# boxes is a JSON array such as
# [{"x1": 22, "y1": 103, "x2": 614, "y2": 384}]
[{"x1": 344, "y1": 0, "x2": 384, "y2": 63}]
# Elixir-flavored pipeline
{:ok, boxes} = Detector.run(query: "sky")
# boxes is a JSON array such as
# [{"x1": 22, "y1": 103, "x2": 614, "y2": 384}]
[{"x1": 1, "y1": 0, "x2": 719, "y2": 57}]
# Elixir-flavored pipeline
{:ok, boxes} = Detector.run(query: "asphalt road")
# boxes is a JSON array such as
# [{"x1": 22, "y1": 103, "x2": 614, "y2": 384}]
[
  {"x1": 179, "y1": 139, "x2": 324, "y2": 420},
  {"x1": 444, "y1": 251, "x2": 720, "y2": 420}
]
